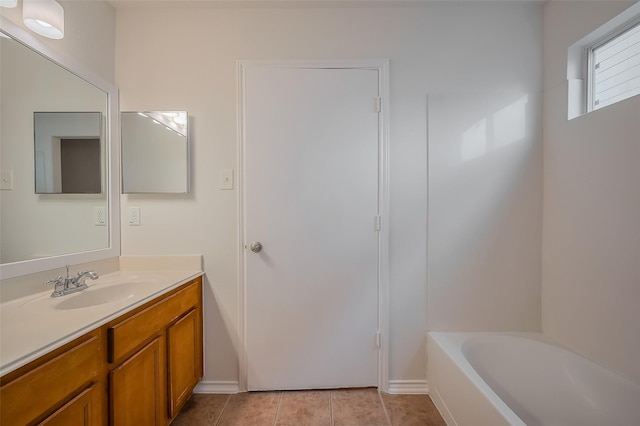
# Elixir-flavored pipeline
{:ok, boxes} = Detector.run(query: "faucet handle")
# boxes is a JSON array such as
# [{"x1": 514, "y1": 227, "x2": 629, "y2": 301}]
[{"x1": 44, "y1": 276, "x2": 63, "y2": 285}]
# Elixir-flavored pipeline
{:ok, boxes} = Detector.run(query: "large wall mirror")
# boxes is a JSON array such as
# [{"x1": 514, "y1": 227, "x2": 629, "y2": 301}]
[
  {"x1": 121, "y1": 111, "x2": 189, "y2": 194},
  {"x1": 0, "y1": 18, "x2": 120, "y2": 279}
]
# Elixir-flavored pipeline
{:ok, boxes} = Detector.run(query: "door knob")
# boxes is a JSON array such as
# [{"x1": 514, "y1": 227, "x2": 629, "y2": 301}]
[{"x1": 250, "y1": 242, "x2": 263, "y2": 253}]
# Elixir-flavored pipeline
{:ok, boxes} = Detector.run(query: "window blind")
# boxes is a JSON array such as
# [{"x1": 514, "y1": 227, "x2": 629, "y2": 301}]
[{"x1": 592, "y1": 22, "x2": 640, "y2": 110}]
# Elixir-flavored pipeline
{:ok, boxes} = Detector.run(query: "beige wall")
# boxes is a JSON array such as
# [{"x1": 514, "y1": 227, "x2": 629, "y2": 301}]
[
  {"x1": 542, "y1": 1, "x2": 640, "y2": 383},
  {"x1": 116, "y1": 3, "x2": 544, "y2": 388}
]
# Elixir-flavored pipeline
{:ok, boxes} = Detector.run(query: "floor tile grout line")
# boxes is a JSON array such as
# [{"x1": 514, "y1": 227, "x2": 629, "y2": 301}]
[
  {"x1": 378, "y1": 391, "x2": 392, "y2": 426},
  {"x1": 213, "y1": 393, "x2": 232, "y2": 426},
  {"x1": 329, "y1": 390, "x2": 334, "y2": 426},
  {"x1": 273, "y1": 391, "x2": 283, "y2": 426}
]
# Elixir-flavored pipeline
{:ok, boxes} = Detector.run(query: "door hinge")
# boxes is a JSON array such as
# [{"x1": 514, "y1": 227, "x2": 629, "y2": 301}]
[
  {"x1": 374, "y1": 215, "x2": 381, "y2": 231},
  {"x1": 375, "y1": 97, "x2": 382, "y2": 113},
  {"x1": 376, "y1": 332, "x2": 381, "y2": 348}
]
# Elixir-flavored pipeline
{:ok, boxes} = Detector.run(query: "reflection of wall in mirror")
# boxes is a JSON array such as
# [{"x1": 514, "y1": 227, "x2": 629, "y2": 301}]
[
  {"x1": 61, "y1": 138, "x2": 101, "y2": 193},
  {"x1": 0, "y1": 37, "x2": 109, "y2": 264},
  {"x1": 122, "y1": 112, "x2": 188, "y2": 194},
  {"x1": 34, "y1": 112, "x2": 102, "y2": 194}
]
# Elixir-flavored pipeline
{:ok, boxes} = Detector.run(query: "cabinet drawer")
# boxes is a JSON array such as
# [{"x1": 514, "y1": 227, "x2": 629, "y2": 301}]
[
  {"x1": 0, "y1": 332, "x2": 99, "y2": 425},
  {"x1": 108, "y1": 280, "x2": 200, "y2": 363}
]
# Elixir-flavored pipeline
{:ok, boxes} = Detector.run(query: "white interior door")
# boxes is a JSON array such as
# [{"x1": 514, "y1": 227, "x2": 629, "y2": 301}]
[{"x1": 242, "y1": 65, "x2": 380, "y2": 391}]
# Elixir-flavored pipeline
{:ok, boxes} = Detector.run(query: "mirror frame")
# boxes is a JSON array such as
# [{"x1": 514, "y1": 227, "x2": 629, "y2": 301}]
[{"x1": 0, "y1": 16, "x2": 120, "y2": 279}]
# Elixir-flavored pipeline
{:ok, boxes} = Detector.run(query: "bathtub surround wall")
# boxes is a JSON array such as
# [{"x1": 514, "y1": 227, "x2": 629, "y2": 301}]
[
  {"x1": 115, "y1": 3, "x2": 543, "y2": 389},
  {"x1": 542, "y1": 1, "x2": 640, "y2": 384},
  {"x1": 427, "y1": 91, "x2": 542, "y2": 332}
]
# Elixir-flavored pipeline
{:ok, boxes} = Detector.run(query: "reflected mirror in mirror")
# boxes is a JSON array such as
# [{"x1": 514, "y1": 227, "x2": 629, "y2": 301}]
[
  {"x1": 121, "y1": 111, "x2": 189, "y2": 194},
  {"x1": 34, "y1": 112, "x2": 103, "y2": 194},
  {"x1": 0, "y1": 30, "x2": 110, "y2": 266}
]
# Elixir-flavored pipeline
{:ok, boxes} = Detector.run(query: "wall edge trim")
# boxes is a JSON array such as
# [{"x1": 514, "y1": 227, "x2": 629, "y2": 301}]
[
  {"x1": 193, "y1": 380, "x2": 241, "y2": 394},
  {"x1": 387, "y1": 379, "x2": 429, "y2": 394}
]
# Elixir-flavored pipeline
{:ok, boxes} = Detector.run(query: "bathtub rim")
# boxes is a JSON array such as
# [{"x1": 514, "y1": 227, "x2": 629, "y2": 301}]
[{"x1": 427, "y1": 331, "x2": 555, "y2": 426}]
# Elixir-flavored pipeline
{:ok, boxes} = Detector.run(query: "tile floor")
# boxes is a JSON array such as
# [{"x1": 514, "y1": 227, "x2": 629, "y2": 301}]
[{"x1": 172, "y1": 388, "x2": 446, "y2": 426}]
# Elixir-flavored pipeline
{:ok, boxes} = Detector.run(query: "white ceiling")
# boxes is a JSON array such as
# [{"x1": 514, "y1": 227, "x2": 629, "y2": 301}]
[{"x1": 108, "y1": 0, "x2": 546, "y2": 10}]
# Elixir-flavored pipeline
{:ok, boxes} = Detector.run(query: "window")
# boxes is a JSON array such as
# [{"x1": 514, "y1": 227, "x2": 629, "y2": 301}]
[
  {"x1": 567, "y1": 3, "x2": 640, "y2": 119},
  {"x1": 588, "y1": 20, "x2": 640, "y2": 111}
]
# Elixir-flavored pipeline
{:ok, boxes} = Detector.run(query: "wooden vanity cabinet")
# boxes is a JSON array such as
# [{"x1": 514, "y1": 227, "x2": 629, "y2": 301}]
[
  {"x1": 0, "y1": 330, "x2": 103, "y2": 426},
  {"x1": 167, "y1": 307, "x2": 201, "y2": 418},
  {"x1": 0, "y1": 276, "x2": 203, "y2": 426},
  {"x1": 106, "y1": 277, "x2": 203, "y2": 425},
  {"x1": 109, "y1": 338, "x2": 165, "y2": 425},
  {"x1": 39, "y1": 383, "x2": 101, "y2": 426}
]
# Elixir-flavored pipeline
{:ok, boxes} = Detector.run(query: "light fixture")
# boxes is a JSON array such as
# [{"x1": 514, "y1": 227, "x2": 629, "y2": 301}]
[
  {"x1": 23, "y1": 0, "x2": 64, "y2": 40},
  {"x1": 173, "y1": 113, "x2": 187, "y2": 125},
  {"x1": 0, "y1": 0, "x2": 18, "y2": 8}
]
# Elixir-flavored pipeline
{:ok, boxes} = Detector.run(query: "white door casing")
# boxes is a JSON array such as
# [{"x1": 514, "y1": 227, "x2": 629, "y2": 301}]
[{"x1": 238, "y1": 60, "x2": 390, "y2": 392}]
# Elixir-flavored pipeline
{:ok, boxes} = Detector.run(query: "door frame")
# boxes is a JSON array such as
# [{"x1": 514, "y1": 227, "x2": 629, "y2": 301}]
[{"x1": 236, "y1": 59, "x2": 390, "y2": 392}]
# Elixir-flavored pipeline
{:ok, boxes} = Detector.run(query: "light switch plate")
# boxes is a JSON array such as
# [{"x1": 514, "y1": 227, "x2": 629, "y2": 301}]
[
  {"x1": 1, "y1": 170, "x2": 13, "y2": 190},
  {"x1": 129, "y1": 207, "x2": 141, "y2": 226},
  {"x1": 95, "y1": 207, "x2": 107, "y2": 226},
  {"x1": 220, "y1": 169, "x2": 234, "y2": 190}
]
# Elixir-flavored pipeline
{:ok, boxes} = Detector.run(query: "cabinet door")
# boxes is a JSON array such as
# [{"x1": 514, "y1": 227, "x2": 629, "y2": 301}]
[
  {"x1": 109, "y1": 338, "x2": 164, "y2": 426},
  {"x1": 166, "y1": 308, "x2": 202, "y2": 418},
  {"x1": 39, "y1": 384, "x2": 100, "y2": 426},
  {"x1": 0, "y1": 332, "x2": 99, "y2": 425}
]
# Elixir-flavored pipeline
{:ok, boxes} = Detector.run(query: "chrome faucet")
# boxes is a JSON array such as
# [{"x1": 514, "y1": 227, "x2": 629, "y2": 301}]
[{"x1": 45, "y1": 265, "x2": 99, "y2": 298}]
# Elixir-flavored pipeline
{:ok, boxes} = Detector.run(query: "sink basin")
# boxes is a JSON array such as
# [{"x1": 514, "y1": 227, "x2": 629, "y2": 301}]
[
  {"x1": 54, "y1": 283, "x2": 144, "y2": 310},
  {"x1": 20, "y1": 274, "x2": 165, "y2": 311}
]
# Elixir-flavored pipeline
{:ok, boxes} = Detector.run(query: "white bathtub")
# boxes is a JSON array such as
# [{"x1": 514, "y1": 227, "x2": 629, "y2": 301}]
[{"x1": 427, "y1": 332, "x2": 640, "y2": 426}]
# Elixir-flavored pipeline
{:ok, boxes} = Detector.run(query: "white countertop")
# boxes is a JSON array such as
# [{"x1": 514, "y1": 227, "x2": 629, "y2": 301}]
[{"x1": 0, "y1": 269, "x2": 203, "y2": 377}]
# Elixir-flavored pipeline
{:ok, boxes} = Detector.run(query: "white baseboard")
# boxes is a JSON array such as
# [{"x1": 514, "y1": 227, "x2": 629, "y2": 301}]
[
  {"x1": 194, "y1": 380, "x2": 240, "y2": 394},
  {"x1": 194, "y1": 379, "x2": 427, "y2": 395},
  {"x1": 387, "y1": 380, "x2": 429, "y2": 394}
]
